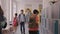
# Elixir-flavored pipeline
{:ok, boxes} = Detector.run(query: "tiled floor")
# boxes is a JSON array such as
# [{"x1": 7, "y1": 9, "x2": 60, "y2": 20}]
[
  {"x1": 2, "y1": 23, "x2": 40, "y2": 34},
  {"x1": 15, "y1": 23, "x2": 29, "y2": 34},
  {"x1": 15, "y1": 23, "x2": 40, "y2": 34}
]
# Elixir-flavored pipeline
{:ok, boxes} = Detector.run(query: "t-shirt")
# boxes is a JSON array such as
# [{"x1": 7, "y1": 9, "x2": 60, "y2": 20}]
[
  {"x1": 18, "y1": 14, "x2": 26, "y2": 22},
  {"x1": 20, "y1": 14, "x2": 25, "y2": 22},
  {"x1": 29, "y1": 14, "x2": 39, "y2": 31},
  {"x1": 25, "y1": 12, "x2": 32, "y2": 22}
]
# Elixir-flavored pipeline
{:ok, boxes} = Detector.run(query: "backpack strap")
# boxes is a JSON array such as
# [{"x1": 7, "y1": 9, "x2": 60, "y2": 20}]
[
  {"x1": 18, "y1": 14, "x2": 21, "y2": 21},
  {"x1": 19, "y1": 14, "x2": 25, "y2": 19},
  {"x1": 23, "y1": 14, "x2": 26, "y2": 22}
]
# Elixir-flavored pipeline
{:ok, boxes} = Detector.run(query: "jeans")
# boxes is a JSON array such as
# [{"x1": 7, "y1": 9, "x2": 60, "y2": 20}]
[
  {"x1": 29, "y1": 30, "x2": 39, "y2": 34},
  {"x1": 20, "y1": 22, "x2": 25, "y2": 34}
]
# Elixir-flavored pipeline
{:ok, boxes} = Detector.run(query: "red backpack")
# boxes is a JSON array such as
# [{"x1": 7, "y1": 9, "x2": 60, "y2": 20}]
[{"x1": 13, "y1": 17, "x2": 18, "y2": 26}]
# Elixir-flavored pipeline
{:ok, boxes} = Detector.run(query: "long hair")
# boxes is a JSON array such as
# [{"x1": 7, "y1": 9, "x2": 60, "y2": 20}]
[
  {"x1": 0, "y1": 6, "x2": 4, "y2": 16},
  {"x1": 0, "y1": 6, "x2": 5, "y2": 22}
]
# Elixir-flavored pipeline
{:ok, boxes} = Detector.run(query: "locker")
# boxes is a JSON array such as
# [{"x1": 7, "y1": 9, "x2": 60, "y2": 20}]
[{"x1": 54, "y1": 20, "x2": 58, "y2": 34}]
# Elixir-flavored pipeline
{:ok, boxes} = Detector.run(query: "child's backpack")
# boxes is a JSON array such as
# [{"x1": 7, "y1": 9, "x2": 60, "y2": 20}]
[{"x1": 13, "y1": 17, "x2": 18, "y2": 26}]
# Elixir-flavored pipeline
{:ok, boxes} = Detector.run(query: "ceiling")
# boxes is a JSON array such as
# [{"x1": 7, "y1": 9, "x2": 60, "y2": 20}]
[{"x1": 15, "y1": 0, "x2": 42, "y2": 3}]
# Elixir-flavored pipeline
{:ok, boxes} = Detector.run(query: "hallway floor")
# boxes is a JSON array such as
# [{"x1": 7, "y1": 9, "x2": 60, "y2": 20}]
[{"x1": 14, "y1": 23, "x2": 40, "y2": 34}]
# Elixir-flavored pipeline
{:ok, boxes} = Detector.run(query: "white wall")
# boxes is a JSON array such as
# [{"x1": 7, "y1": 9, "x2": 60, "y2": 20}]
[{"x1": 16, "y1": 0, "x2": 42, "y2": 14}]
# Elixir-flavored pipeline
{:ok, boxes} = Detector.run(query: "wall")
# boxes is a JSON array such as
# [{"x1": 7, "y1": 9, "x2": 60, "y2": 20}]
[{"x1": 16, "y1": 0, "x2": 42, "y2": 14}]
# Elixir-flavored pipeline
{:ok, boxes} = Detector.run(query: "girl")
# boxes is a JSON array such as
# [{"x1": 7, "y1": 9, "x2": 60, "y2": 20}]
[{"x1": 13, "y1": 13, "x2": 18, "y2": 32}]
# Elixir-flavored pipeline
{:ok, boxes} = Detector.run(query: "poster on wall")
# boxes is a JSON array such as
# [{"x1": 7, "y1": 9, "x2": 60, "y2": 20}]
[
  {"x1": 38, "y1": 4, "x2": 42, "y2": 23},
  {"x1": 38, "y1": 4, "x2": 42, "y2": 12}
]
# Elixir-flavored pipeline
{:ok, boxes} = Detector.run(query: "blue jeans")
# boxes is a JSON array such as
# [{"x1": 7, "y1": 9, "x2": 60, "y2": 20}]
[
  {"x1": 20, "y1": 22, "x2": 25, "y2": 34},
  {"x1": 29, "y1": 30, "x2": 39, "y2": 34}
]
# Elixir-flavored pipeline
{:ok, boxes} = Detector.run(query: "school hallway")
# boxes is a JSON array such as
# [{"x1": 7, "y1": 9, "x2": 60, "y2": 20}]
[{"x1": 0, "y1": 0, "x2": 60, "y2": 34}]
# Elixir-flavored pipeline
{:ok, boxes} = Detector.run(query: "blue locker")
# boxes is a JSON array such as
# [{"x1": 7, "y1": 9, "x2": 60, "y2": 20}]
[{"x1": 54, "y1": 20, "x2": 58, "y2": 34}]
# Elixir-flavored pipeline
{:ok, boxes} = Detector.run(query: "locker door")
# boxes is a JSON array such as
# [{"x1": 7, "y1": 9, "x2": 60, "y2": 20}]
[{"x1": 54, "y1": 20, "x2": 58, "y2": 34}]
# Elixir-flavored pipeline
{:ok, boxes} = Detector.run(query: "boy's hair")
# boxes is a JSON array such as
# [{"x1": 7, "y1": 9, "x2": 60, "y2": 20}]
[
  {"x1": 21, "y1": 10, "x2": 23, "y2": 11},
  {"x1": 33, "y1": 9, "x2": 39, "y2": 14},
  {"x1": 25, "y1": 8, "x2": 31, "y2": 12},
  {"x1": 15, "y1": 13, "x2": 17, "y2": 16}
]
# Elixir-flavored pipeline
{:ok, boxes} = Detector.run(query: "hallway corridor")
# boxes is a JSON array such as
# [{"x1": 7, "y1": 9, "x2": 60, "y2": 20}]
[{"x1": 0, "y1": 0, "x2": 60, "y2": 34}]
